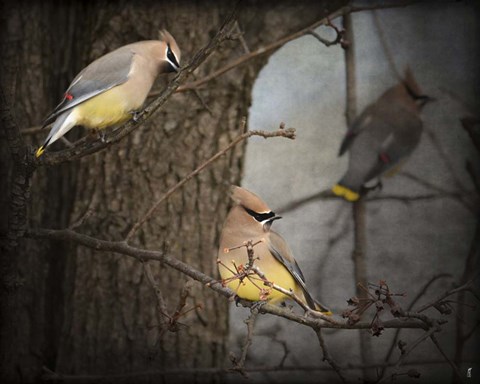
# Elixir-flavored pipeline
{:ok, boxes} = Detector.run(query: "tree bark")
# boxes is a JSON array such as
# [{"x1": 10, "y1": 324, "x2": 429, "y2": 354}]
[{"x1": 0, "y1": 1, "x2": 346, "y2": 382}]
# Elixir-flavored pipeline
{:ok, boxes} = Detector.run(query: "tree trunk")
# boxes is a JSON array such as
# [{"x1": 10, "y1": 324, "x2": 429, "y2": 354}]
[{"x1": 0, "y1": 1, "x2": 346, "y2": 382}]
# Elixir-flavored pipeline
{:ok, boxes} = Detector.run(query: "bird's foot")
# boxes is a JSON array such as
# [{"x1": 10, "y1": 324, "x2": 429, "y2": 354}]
[
  {"x1": 234, "y1": 295, "x2": 242, "y2": 307},
  {"x1": 130, "y1": 110, "x2": 141, "y2": 122},
  {"x1": 98, "y1": 130, "x2": 107, "y2": 143},
  {"x1": 363, "y1": 179, "x2": 383, "y2": 193},
  {"x1": 251, "y1": 300, "x2": 267, "y2": 312}
]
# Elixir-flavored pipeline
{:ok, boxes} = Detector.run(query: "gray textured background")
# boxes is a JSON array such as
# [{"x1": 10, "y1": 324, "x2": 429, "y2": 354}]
[{"x1": 228, "y1": 2, "x2": 479, "y2": 383}]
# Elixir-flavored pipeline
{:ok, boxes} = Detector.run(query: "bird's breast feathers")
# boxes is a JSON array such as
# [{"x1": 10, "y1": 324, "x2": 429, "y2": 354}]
[
  {"x1": 73, "y1": 86, "x2": 134, "y2": 129},
  {"x1": 218, "y1": 240, "x2": 298, "y2": 303}
]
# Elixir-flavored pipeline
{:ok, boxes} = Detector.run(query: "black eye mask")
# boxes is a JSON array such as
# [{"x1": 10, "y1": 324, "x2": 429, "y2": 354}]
[
  {"x1": 243, "y1": 207, "x2": 276, "y2": 222},
  {"x1": 166, "y1": 44, "x2": 179, "y2": 68}
]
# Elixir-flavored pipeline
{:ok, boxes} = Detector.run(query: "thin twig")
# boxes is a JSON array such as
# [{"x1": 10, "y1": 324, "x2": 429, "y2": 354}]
[
  {"x1": 461, "y1": 117, "x2": 480, "y2": 154},
  {"x1": 233, "y1": 21, "x2": 250, "y2": 54},
  {"x1": 316, "y1": 328, "x2": 348, "y2": 383},
  {"x1": 230, "y1": 309, "x2": 259, "y2": 376},
  {"x1": 424, "y1": 127, "x2": 470, "y2": 194},
  {"x1": 143, "y1": 262, "x2": 169, "y2": 331},
  {"x1": 399, "y1": 171, "x2": 476, "y2": 213},
  {"x1": 372, "y1": 10, "x2": 402, "y2": 81},
  {"x1": 416, "y1": 278, "x2": 479, "y2": 313},
  {"x1": 20, "y1": 125, "x2": 44, "y2": 135},
  {"x1": 306, "y1": 16, "x2": 345, "y2": 48},
  {"x1": 379, "y1": 273, "x2": 452, "y2": 380},
  {"x1": 379, "y1": 327, "x2": 438, "y2": 383},
  {"x1": 124, "y1": 122, "x2": 296, "y2": 242},
  {"x1": 430, "y1": 334, "x2": 464, "y2": 383}
]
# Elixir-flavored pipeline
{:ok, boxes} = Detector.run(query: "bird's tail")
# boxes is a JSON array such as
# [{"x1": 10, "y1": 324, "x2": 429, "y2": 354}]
[
  {"x1": 303, "y1": 289, "x2": 333, "y2": 315},
  {"x1": 314, "y1": 300, "x2": 333, "y2": 316},
  {"x1": 35, "y1": 145, "x2": 46, "y2": 158},
  {"x1": 35, "y1": 111, "x2": 75, "y2": 158},
  {"x1": 331, "y1": 183, "x2": 360, "y2": 202}
]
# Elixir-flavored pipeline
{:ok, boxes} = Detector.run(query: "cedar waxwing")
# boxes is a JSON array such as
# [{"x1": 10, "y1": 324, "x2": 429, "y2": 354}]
[
  {"x1": 332, "y1": 68, "x2": 435, "y2": 201},
  {"x1": 35, "y1": 30, "x2": 181, "y2": 157},
  {"x1": 218, "y1": 186, "x2": 331, "y2": 314}
]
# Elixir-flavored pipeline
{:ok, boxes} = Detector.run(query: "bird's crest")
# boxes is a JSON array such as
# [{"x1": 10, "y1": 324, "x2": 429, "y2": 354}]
[{"x1": 230, "y1": 186, "x2": 271, "y2": 213}]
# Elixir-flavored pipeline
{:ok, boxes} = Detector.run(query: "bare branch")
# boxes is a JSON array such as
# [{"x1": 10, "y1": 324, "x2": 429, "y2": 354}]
[
  {"x1": 424, "y1": 127, "x2": 471, "y2": 194},
  {"x1": 461, "y1": 117, "x2": 480, "y2": 154},
  {"x1": 379, "y1": 327, "x2": 438, "y2": 383},
  {"x1": 233, "y1": 21, "x2": 250, "y2": 54},
  {"x1": 379, "y1": 273, "x2": 452, "y2": 380},
  {"x1": 416, "y1": 278, "x2": 479, "y2": 313},
  {"x1": 143, "y1": 262, "x2": 169, "y2": 332},
  {"x1": 316, "y1": 328, "x2": 347, "y2": 383},
  {"x1": 230, "y1": 309, "x2": 259, "y2": 376},
  {"x1": 125, "y1": 122, "x2": 296, "y2": 242},
  {"x1": 372, "y1": 10, "x2": 402, "y2": 81},
  {"x1": 306, "y1": 16, "x2": 345, "y2": 48},
  {"x1": 20, "y1": 125, "x2": 44, "y2": 135},
  {"x1": 399, "y1": 171, "x2": 476, "y2": 213},
  {"x1": 430, "y1": 334, "x2": 464, "y2": 383},
  {"x1": 26, "y1": 227, "x2": 431, "y2": 332}
]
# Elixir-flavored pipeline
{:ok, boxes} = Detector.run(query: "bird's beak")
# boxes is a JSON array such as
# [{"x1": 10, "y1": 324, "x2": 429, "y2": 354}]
[{"x1": 263, "y1": 216, "x2": 282, "y2": 231}]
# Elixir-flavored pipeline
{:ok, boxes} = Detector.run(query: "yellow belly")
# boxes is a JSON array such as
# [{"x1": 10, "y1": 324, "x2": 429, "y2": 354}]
[
  {"x1": 219, "y1": 248, "x2": 299, "y2": 304},
  {"x1": 74, "y1": 87, "x2": 134, "y2": 129}
]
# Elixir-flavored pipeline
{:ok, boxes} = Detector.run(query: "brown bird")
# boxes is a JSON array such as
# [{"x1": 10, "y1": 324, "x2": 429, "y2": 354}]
[
  {"x1": 36, "y1": 30, "x2": 181, "y2": 157},
  {"x1": 218, "y1": 186, "x2": 331, "y2": 314},
  {"x1": 332, "y1": 68, "x2": 435, "y2": 201}
]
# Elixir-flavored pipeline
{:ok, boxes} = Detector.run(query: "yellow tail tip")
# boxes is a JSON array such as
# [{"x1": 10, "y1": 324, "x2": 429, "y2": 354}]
[
  {"x1": 332, "y1": 184, "x2": 359, "y2": 202},
  {"x1": 35, "y1": 146, "x2": 45, "y2": 158},
  {"x1": 321, "y1": 310, "x2": 333, "y2": 316}
]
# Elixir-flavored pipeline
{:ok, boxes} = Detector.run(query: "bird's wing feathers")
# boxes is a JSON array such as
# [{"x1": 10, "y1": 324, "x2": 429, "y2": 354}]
[
  {"x1": 43, "y1": 48, "x2": 135, "y2": 127},
  {"x1": 363, "y1": 116, "x2": 422, "y2": 182},
  {"x1": 338, "y1": 106, "x2": 376, "y2": 156},
  {"x1": 268, "y1": 231, "x2": 316, "y2": 309}
]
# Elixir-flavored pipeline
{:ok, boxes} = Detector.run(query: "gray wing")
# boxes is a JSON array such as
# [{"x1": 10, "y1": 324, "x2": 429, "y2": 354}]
[
  {"x1": 268, "y1": 231, "x2": 316, "y2": 309},
  {"x1": 338, "y1": 105, "x2": 377, "y2": 156},
  {"x1": 340, "y1": 103, "x2": 423, "y2": 187},
  {"x1": 43, "y1": 47, "x2": 135, "y2": 127},
  {"x1": 362, "y1": 110, "x2": 423, "y2": 182}
]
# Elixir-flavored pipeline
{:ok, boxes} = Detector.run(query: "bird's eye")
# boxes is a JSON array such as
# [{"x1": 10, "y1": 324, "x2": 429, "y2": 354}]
[
  {"x1": 244, "y1": 207, "x2": 275, "y2": 222},
  {"x1": 167, "y1": 45, "x2": 176, "y2": 62}
]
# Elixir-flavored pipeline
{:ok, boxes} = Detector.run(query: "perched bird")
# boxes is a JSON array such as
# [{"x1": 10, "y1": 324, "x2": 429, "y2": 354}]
[
  {"x1": 35, "y1": 30, "x2": 181, "y2": 157},
  {"x1": 218, "y1": 186, "x2": 331, "y2": 314},
  {"x1": 332, "y1": 68, "x2": 434, "y2": 201}
]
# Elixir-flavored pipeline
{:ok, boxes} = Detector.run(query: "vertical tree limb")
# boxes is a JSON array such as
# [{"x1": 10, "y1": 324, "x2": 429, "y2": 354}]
[
  {"x1": 453, "y1": 217, "x2": 480, "y2": 383},
  {"x1": 343, "y1": 12, "x2": 374, "y2": 381},
  {"x1": 0, "y1": 82, "x2": 37, "y2": 252}
]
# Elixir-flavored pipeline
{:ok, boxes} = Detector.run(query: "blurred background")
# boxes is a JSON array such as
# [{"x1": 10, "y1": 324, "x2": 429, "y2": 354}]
[{"x1": 231, "y1": 1, "x2": 479, "y2": 382}]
